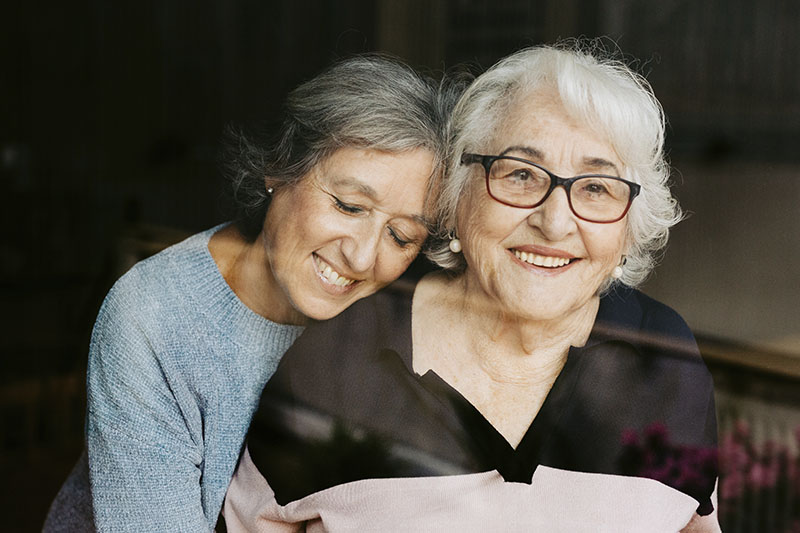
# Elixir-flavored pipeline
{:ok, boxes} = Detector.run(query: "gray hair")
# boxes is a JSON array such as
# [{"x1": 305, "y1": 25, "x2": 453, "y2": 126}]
[
  {"x1": 427, "y1": 42, "x2": 683, "y2": 288},
  {"x1": 223, "y1": 54, "x2": 458, "y2": 240}
]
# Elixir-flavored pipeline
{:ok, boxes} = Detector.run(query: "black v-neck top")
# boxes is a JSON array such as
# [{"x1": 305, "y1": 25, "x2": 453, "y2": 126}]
[{"x1": 247, "y1": 282, "x2": 718, "y2": 516}]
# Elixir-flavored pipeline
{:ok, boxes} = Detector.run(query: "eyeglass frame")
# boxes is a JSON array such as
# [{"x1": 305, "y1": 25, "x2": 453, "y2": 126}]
[{"x1": 461, "y1": 153, "x2": 641, "y2": 224}]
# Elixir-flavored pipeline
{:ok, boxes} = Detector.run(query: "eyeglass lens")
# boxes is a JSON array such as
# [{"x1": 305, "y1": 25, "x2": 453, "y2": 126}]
[{"x1": 487, "y1": 158, "x2": 632, "y2": 222}]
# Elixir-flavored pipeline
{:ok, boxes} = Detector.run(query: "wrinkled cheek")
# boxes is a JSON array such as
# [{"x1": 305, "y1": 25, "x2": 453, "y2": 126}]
[
  {"x1": 458, "y1": 206, "x2": 497, "y2": 259},
  {"x1": 455, "y1": 185, "x2": 491, "y2": 235},
  {"x1": 461, "y1": 238, "x2": 501, "y2": 291},
  {"x1": 458, "y1": 233, "x2": 482, "y2": 273}
]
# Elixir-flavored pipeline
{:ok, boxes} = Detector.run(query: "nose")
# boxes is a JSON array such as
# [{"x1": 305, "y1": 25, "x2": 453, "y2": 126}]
[
  {"x1": 527, "y1": 187, "x2": 577, "y2": 241},
  {"x1": 340, "y1": 221, "x2": 382, "y2": 274}
]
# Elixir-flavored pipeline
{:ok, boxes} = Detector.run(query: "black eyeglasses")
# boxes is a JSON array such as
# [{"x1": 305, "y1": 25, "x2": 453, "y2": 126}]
[{"x1": 461, "y1": 153, "x2": 641, "y2": 223}]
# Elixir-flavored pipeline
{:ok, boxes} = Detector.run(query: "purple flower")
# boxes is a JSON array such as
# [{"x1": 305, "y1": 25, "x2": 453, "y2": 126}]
[
  {"x1": 747, "y1": 462, "x2": 779, "y2": 489},
  {"x1": 717, "y1": 420, "x2": 800, "y2": 530},
  {"x1": 720, "y1": 468, "x2": 745, "y2": 501},
  {"x1": 718, "y1": 434, "x2": 749, "y2": 474},
  {"x1": 620, "y1": 428, "x2": 639, "y2": 447},
  {"x1": 618, "y1": 423, "x2": 717, "y2": 496},
  {"x1": 643, "y1": 422, "x2": 669, "y2": 449}
]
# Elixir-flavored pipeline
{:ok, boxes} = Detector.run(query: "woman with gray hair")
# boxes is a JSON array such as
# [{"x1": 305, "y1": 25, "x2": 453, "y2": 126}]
[
  {"x1": 224, "y1": 43, "x2": 719, "y2": 532},
  {"x1": 43, "y1": 55, "x2": 456, "y2": 532}
]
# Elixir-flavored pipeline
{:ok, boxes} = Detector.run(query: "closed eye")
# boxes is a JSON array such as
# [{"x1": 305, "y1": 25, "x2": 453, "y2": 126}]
[
  {"x1": 332, "y1": 196, "x2": 364, "y2": 214},
  {"x1": 387, "y1": 226, "x2": 413, "y2": 248}
]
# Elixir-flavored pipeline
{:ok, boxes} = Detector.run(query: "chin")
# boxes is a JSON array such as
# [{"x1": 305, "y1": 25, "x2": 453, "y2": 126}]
[
  {"x1": 297, "y1": 306, "x2": 336, "y2": 322},
  {"x1": 298, "y1": 297, "x2": 352, "y2": 322}
]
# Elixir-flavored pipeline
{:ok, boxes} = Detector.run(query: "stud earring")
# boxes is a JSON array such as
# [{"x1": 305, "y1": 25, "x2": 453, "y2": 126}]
[
  {"x1": 611, "y1": 255, "x2": 627, "y2": 280},
  {"x1": 267, "y1": 187, "x2": 274, "y2": 194},
  {"x1": 449, "y1": 237, "x2": 462, "y2": 254}
]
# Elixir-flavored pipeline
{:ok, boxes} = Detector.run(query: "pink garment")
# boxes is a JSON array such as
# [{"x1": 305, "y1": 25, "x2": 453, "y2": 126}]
[{"x1": 224, "y1": 447, "x2": 707, "y2": 532}]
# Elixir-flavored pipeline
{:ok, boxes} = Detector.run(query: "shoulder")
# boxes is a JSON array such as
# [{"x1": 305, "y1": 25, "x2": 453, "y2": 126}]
[
  {"x1": 290, "y1": 282, "x2": 414, "y2": 357},
  {"x1": 311, "y1": 277, "x2": 416, "y2": 333},
  {"x1": 88, "y1": 227, "x2": 225, "y2": 377},
  {"x1": 582, "y1": 287, "x2": 717, "y2": 447},
  {"x1": 112, "y1": 227, "x2": 216, "y2": 296},
  {"x1": 593, "y1": 286, "x2": 713, "y2": 397},
  {"x1": 267, "y1": 283, "x2": 415, "y2": 392},
  {"x1": 631, "y1": 289, "x2": 694, "y2": 341},
  {"x1": 599, "y1": 285, "x2": 695, "y2": 345},
  {"x1": 100, "y1": 227, "x2": 220, "y2": 321}
]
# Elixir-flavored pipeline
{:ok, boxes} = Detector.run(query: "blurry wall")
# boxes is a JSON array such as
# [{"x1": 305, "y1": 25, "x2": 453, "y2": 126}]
[
  {"x1": 643, "y1": 160, "x2": 800, "y2": 352},
  {"x1": 587, "y1": 0, "x2": 800, "y2": 353},
  {"x1": 1, "y1": 0, "x2": 799, "y2": 530}
]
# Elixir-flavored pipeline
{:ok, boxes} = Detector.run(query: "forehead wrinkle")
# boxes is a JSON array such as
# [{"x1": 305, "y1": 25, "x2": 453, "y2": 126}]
[{"x1": 498, "y1": 145, "x2": 620, "y2": 176}]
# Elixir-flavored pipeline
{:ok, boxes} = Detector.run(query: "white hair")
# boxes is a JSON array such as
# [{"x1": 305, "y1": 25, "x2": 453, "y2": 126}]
[{"x1": 427, "y1": 42, "x2": 683, "y2": 289}]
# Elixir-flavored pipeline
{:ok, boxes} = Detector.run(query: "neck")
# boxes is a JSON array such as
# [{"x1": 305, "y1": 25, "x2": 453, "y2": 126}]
[
  {"x1": 209, "y1": 225, "x2": 308, "y2": 326},
  {"x1": 449, "y1": 274, "x2": 598, "y2": 384}
]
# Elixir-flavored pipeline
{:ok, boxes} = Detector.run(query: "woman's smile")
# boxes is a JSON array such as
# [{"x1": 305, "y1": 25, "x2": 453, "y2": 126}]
[
  {"x1": 510, "y1": 246, "x2": 577, "y2": 270},
  {"x1": 313, "y1": 253, "x2": 358, "y2": 291}
]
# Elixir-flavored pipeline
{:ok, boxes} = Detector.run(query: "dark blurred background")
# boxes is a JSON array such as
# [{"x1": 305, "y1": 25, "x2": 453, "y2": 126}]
[{"x1": 2, "y1": 1, "x2": 799, "y2": 531}]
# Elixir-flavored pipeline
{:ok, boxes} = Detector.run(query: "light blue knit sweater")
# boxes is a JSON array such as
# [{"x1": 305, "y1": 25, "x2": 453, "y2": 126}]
[{"x1": 43, "y1": 225, "x2": 304, "y2": 532}]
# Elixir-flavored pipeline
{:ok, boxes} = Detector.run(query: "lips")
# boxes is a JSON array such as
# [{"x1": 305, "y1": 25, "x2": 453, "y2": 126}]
[
  {"x1": 313, "y1": 254, "x2": 357, "y2": 286},
  {"x1": 511, "y1": 248, "x2": 575, "y2": 268}
]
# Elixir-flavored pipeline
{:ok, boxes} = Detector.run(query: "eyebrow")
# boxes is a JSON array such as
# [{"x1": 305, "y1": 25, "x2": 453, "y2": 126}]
[
  {"x1": 332, "y1": 177, "x2": 379, "y2": 199},
  {"x1": 500, "y1": 145, "x2": 544, "y2": 160},
  {"x1": 499, "y1": 145, "x2": 620, "y2": 175},
  {"x1": 582, "y1": 157, "x2": 620, "y2": 174},
  {"x1": 332, "y1": 177, "x2": 432, "y2": 227}
]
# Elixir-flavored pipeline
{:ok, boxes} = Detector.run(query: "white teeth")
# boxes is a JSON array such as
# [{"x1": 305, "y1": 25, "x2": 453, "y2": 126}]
[
  {"x1": 513, "y1": 249, "x2": 572, "y2": 268},
  {"x1": 314, "y1": 255, "x2": 355, "y2": 286}
]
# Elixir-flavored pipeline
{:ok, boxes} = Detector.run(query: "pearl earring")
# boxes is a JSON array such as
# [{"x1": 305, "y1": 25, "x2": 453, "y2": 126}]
[
  {"x1": 267, "y1": 187, "x2": 274, "y2": 194},
  {"x1": 611, "y1": 255, "x2": 627, "y2": 279},
  {"x1": 449, "y1": 238, "x2": 462, "y2": 253}
]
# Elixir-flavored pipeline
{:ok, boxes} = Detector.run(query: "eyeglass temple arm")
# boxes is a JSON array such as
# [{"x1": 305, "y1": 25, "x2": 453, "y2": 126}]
[{"x1": 460, "y1": 153, "x2": 484, "y2": 166}]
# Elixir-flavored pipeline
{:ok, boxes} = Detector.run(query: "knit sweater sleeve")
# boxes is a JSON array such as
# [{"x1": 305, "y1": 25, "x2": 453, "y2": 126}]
[{"x1": 86, "y1": 272, "x2": 210, "y2": 533}]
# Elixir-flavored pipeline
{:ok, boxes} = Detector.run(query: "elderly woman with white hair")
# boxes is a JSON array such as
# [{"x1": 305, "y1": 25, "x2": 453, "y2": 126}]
[{"x1": 223, "y1": 43, "x2": 719, "y2": 532}]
